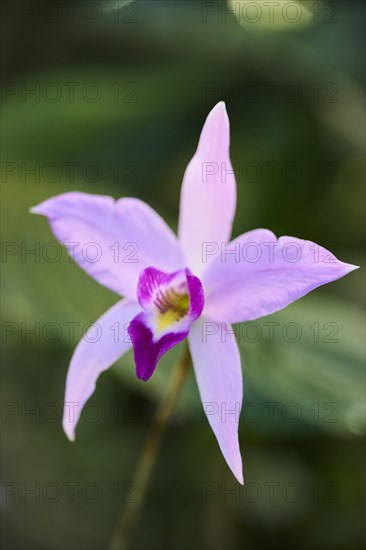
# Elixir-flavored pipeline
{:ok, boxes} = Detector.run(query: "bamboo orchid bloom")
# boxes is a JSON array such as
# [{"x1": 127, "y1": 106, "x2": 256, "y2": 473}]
[{"x1": 31, "y1": 102, "x2": 357, "y2": 484}]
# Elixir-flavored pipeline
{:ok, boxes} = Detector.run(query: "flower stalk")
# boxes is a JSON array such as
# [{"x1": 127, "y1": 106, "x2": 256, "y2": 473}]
[{"x1": 109, "y1": 346, "x2": 192, "y2": 550}]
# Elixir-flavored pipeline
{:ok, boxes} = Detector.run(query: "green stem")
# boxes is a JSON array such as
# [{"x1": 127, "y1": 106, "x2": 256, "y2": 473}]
[{"x1": 109, "y1": 346, "x2": 192, "y2": 550}]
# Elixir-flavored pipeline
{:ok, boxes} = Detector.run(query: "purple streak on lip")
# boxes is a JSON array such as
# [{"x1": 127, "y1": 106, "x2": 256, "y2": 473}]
[
  {"x1": 128, "y1": 314, "x2": 188, "y2": 381},
  {"x1": 186, "y1": 270, "x2": 205, "y2": 321},
  {"x1": 128, "y1": 267, "x2": 204, "y2": 381},
  {"x1": 137, "y1": 267, "x2": 184, "y2": 310}
]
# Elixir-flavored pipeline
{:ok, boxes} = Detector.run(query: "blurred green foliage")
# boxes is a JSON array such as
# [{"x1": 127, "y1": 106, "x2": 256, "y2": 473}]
[{"x1": 1, "y1": 1, "x2": 365, "y2": 549}]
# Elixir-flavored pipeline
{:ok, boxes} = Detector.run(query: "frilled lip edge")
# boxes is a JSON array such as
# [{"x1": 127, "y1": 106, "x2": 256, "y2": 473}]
[{"x1": 128, "y1": 267, "x2": 204, "y2": 381}]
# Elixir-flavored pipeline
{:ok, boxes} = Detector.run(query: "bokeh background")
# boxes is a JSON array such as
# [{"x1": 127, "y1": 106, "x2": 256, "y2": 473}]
[{"x1": 1, "y1": 1, "x2": 365, "y2": 549}]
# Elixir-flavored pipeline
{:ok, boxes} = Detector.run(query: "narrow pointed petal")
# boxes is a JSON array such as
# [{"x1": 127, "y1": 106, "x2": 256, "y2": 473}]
[
  {"x1": 188, "y1": 318, "x2": 243, "y2": 484},
  {"x1": 178, "y1": 102, "x2": 237, "y2": 276},
  {"x1": 31, "y1": 192, "x2": 184, "y2": 298},
  {"x1": 62, "y1": 299, "x2": 140, "y2": 441},
  {"x1": 202, "y1": 230, "x2": 359, "y2": 323}
]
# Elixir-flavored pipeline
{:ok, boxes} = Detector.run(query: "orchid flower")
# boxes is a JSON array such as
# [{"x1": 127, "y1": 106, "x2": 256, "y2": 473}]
[{"x1": 31, "y1": 102, "x2": 357, "y2": 484}]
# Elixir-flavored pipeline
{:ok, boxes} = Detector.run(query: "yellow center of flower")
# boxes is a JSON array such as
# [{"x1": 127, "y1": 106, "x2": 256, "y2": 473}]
[{"x1": 154, "y1": 289, "x2": 189, "y2": 332}]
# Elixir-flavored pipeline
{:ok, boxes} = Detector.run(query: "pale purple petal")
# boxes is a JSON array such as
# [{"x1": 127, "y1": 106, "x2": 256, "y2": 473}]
[
  {"x1": 202, "y1": 230, "x2": 359, "y2": 323},
  {"x1": 188, "y1": 318, "x2": 243, "y2": 484},
  {"x1": 178, "y1": 102, "x2": 237, "y2": 276},
  {"x1": 62, "y1": 299, "x2": 140, "y2": 441},
  {"x1": 31, "y1": 192, "x2": 184, "y2": 298}
]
